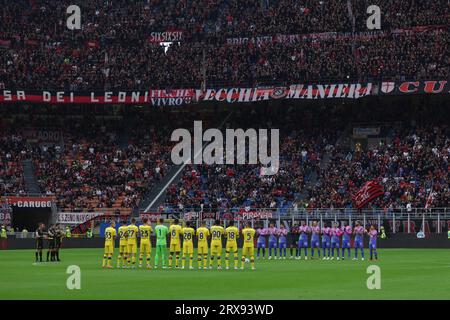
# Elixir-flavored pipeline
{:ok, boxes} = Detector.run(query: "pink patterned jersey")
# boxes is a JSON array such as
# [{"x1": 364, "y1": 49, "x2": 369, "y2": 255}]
[
  {"x1": 342, "y1": 225, "x2": 352, "y2": 240},
  {"x1": 343, "y1": 225, "x2": 352, "y2": 235},
  {"x1": 322, "y1": 227, "x2": 331, "y2": 237},
  {"x1": 268, "y1": 227, "x2": 278, "y2": 242},
  {"x1": 257, "y1": 228, "x2": 267, "y2": 243},
  {"x1": 354, "y1": 226, "x2": 365, "y2": 237},
  {"x1": 277, "y1": 228, "x2": 288, "y2": 237},
  {"x1": 257, "y1": 228, "x2": 267, "y2": 235},
  {"x1": 369, "y1": 229, "x2": 378, "y2": 239},
  {"x1": 310, "y1": 226, "x2": 320, "y2": 235},
  {"x1": 331, "y1": 227, "x2": 343, "y2": 237},
  {"x1": 299, "y1": 225, "x2": 310, "y2": 234}
]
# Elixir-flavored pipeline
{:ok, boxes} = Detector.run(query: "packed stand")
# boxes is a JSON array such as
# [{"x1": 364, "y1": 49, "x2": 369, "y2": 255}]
[
  {"x1": 308, "y1": 125, "x2": 450, "y2": 210},
  {"x1": 164, "y1": 101, "x2": 450, "y2": 213},
  {"x1": 0, "y1": 128, "x2": 28, "y2": 195},
  {"x1": 164, "y1": 106, "x2": 341, "y2": 213},
  {"x1": 0, "y1": 0, "x2": 448, "y2": 89}
]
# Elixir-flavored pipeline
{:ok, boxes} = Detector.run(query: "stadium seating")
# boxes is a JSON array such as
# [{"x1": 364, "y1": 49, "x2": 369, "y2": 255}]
[
  {"x1": 0, "y1": 1, "x2": 448, "y2": 215},
  {"x1": 0, "y1": 132, "x2": 27, "y2": 195},
  {"x1": 0, "y1": 0, "x2": 448, "y2": 89}
]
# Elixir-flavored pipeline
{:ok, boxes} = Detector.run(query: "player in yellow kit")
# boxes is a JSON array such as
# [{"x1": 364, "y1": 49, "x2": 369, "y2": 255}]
[
  {"x1": 126, "y1": 218, "x2": 139, "y2": 268},
  {"x1": 225, "y1": 221, "x2": 239, "y2": 270},
  {"x1": 117, "y1": 223, "x2": 129, "y2": 268},
  {"x1": 196, "y1": 221, "x2": 210, "y2": 269},
  {"x1": 168, "y1": 219, "x2": 182, "y2": 268},
  {"x1": 241, "y1": 222, "x2": 256, "y2": 270},
  {"x1": 102, "y1": 221, "x2": 116, "y2": 268},
  {"x1": 210, "y1": 220, "x2": 224, "y2": 269},
  {"x1": 181, "y1": 221, "x2": 195, "y2": 269},
  {"x1": 139, "y1": 218, "x2": 153, "y2": 268}
]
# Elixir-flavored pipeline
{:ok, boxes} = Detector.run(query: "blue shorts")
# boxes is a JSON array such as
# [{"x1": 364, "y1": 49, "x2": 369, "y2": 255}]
[
  {"x1": 322, "y1": 241, "x2": 331, "y2": 248},
  {"x1": 331, "y1": 241, "x2": 340, "y2": 248},
  {"x1": 257, "y1": 242, "x2": 265, "y2": 248},
  {"x1": 310, "y1": 238, "x2": 320, "y2": 248},
  {"x1": 342, "y1": 241, "x2": 351, "y2": 248},
  {"x1": 369, "y1": 242, "x2": 377, "y2": 249},
  {"x1": 269, "y1": 241, "x2": 277, "y2": 248},
  {"x1": 279, "y1": 242, "x2": 286, "y2": 249},
  {"x1": 298, "y1": 239, "x2": 308, "y2": 247},
  {"x1": 354, "y1": 238, "x2": 364, "y2": 248}
]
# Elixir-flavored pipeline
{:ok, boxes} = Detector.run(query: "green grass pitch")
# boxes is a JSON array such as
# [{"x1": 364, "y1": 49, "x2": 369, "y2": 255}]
[{"x1": 0, "y1": 248, "x2": 449, "y2": 300}]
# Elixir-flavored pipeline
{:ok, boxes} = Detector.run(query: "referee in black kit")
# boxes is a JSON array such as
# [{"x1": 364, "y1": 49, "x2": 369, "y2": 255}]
[{"x1": 35, "y1": 223, "x2": 46, "y2": 262}]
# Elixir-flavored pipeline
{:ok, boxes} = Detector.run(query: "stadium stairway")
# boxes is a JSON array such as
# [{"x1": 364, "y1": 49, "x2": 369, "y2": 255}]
[
  {"x1": 138, "y1": 164, "x2": 185, "y2": 215},
  {"x1": 22, "y1": 159, "x2": 41, "y2": 194},
  {"x1": 138, "y1": 111, "x2": 235, "y2": 215}
]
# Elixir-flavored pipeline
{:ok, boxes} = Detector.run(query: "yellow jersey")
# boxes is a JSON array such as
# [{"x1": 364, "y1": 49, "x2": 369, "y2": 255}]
[
  {"x1": 169, "y1": 224, "x2": 182, "y2": 244},
  {"x1": 196, "y1": 227, "x2": 210, "y2": 244},
  {"x1": 127, "y1": 224, "x2": 139, "y2": 244},
  {"x1": 139, "y1": 224, "x2": 152, "y2": 242},
  {"x1": 210, "y1": 225, "x2": 224, "y2": 242},
  {"x1": 118, "y1": 226, "x2": 128, "y2": 245},
  {"x1": 242, "y1": 227, "x2": 256, "y2": 245},
  {"x1": 104, "y1": 227, "x2": 116, "y2": 244},
  {"x1": 225, "y1": 226, "x2": 239, "y2": 244},
  {"x1": 182, "y1": 227, "x2": 195, "y2": 244}
]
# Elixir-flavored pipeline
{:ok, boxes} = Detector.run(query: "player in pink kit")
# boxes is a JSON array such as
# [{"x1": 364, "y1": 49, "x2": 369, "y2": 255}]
[
  {"x1": 256, "y1": 225, "x2": 268, "y2": 259},
  {"x1": 330, "y1": 222, "x2": 343, "y2": 260},
  {"x1": 341, "y1": 225, "x2": 352, "y2": 260},
  {"x1": 297, "y1": 222, "x2": 309, "y2": 260},
  {"x1": 321, "y1": 223, "x2": 331, "y2": 260},
  {"x1": 368, "y1": 225, "x2": 379, "y2": 260},
  {"x1": 353, "y1": 222, "x2": 366, "y2": 260},
  {"x1": 310, "y1": 221, "x2": 321, "y2": 259},
  {"x1": 277, "y1": 224, "x2": 288, "y2": 259},
  {"x1": 267, "y1": 223, "x2": 278, "y2": 259}
]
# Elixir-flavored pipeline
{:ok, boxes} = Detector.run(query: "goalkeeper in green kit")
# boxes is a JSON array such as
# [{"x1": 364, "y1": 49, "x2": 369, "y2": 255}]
[{"x1": 154, "y1": 218, "x2": 169, "y2": 269}]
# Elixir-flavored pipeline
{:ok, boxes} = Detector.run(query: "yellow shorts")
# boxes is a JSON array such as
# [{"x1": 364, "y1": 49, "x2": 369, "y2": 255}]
[
  {"x1": 242, "y1": 245, "x2": 254, "y2": 256},
  {"x1": 226, "y1": 243, "x2": 238, "y2": 253},
  {"x1": 197, "y1": 243, "x2": 209, "y2": 255},
  {"x1": 183, "y1": 243, "x2": 194, "y2": 255},
  {"x1": 104, "y1": 243, "x2": 114, "y2": 255},
  {"x1": 119, "y1": 243, "x2": 128, "y2": 254},
  {"x1": 140, "y1": 241, "x2": 151, "y2": 254},
  {"x1": 127, "y1": 243, "x2": 137, "y2": 254},
  {"x1": 169, "y1": 242, "x2": 181, "y2": 253},
  {"x1": 210, "y1": 241, "x2": 222, "y2": 255}
]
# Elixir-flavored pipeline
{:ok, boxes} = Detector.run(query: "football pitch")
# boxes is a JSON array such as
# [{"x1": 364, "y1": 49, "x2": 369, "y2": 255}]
[{"x1": 0, "y1": 248, "x2": 449, "y2": 300}]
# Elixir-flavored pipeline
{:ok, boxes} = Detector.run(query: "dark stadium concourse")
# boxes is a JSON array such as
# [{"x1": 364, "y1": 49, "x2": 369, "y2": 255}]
[{"x1": 11, "y1": 206, "x2": 52, "y2": 232}]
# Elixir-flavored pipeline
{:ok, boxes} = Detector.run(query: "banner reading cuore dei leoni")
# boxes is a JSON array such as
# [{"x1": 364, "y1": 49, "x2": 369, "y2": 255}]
[{"x1": 0, "y1": 80, "x2": 448, "y2": 106}]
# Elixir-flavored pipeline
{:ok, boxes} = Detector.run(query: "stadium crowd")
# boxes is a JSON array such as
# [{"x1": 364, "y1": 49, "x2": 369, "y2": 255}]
[
  {"x1": 1, "y1": 101, "x2": 449, "y2": 214},
  {"x1": 0, "y1": 131, "x2": 27, "y2": 195},
  {"x1": 0, "y1": 107, "x2": 228, "y2": 214},
  {"x1": 0, "y1": 0, "x2": 448, "y2": 89},
  {"x1": 165, "y1": 106, "x2": 337, "y2": 213},
  {"x1": 164, "y1": 102, "x2": 450, "y2": 213},
  {"x1": 308, "y1": 125, "x2": 450, "y2": 209}
]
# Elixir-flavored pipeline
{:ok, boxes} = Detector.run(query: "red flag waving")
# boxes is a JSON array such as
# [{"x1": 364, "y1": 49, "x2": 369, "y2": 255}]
[{"x1": 352, "y1": 180, "x2": 384, "y2": 209}]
